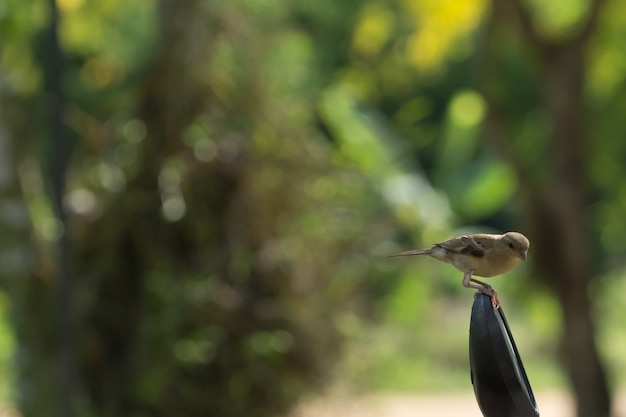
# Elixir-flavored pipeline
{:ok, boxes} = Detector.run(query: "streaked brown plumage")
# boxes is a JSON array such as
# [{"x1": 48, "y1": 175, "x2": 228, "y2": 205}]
[{"x1": 390, "y1": 232, "x2": 530, "y2": 308}]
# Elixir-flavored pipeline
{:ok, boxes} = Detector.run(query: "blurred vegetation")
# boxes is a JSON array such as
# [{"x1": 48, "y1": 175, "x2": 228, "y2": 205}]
[{"x1": 1, "y1": 0, "x2": 626, "y2": 417}]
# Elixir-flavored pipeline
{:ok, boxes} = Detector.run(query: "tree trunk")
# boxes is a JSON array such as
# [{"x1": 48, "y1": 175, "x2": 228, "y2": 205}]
[
  {"x1": 483, "y1": 2, "x2": 611, "y2": 416},
  {"x1": 532, "y1": 43, "x2": 611, "y2": 417}
]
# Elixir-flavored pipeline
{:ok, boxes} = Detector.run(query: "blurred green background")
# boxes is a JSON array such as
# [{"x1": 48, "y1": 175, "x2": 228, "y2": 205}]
[{"x1": 1, "y1": 0, "x2": 625, "y2": 416}]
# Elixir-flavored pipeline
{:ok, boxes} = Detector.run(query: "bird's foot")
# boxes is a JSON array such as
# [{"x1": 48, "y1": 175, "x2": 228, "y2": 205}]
[{"x1": 477, "y1": 284, "x2": 500, "y2": 309}]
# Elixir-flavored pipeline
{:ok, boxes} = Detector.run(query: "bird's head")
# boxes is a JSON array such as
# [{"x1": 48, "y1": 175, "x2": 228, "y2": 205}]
[{"x1": 502, "y1": 232, "x2": 530, "y2": 261}]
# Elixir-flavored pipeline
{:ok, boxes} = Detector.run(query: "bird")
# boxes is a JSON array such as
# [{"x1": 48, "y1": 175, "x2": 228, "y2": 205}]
[{"x1": 389, "y1": 232, "x2": 530, "y2": 308}]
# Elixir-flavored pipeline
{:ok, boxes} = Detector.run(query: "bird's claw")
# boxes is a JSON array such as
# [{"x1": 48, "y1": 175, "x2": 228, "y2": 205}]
[{"x1": 477, "y1": 284, "x2": 500, "y2": 309}]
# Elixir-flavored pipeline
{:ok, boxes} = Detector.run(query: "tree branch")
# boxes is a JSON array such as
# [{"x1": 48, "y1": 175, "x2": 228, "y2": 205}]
[
  {"x1": 575, "y1": 0, "x2": 606, "y2": 43},
  {"x1": 502, "y1": 0, "x2": 545, "y2": 47}
]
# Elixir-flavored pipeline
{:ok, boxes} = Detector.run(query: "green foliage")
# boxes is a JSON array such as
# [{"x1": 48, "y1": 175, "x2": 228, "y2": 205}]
[
  {"x1": 0, "y1": 0, "x2": 48, "y2": 93},
  {"x1": 449, "y1": 161, "x2": 516, "y2": 220},
  {"x1": 4, "y1": 0, "x2": 396, "y2": 416},
  {"x1": 525, "y1": 0, "x2": 591, "y2": 37},
  {"x1": 0, "y1": 294, "x2": 14, "y2": 405}
]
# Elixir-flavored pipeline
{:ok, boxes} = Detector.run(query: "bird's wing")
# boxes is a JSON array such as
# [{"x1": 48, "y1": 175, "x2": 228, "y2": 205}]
[{"x1": 435, "y1": 234, "x2": 497, "y2": 257}]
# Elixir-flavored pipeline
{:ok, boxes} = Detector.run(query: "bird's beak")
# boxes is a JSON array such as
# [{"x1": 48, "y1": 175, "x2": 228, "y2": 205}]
[{"x1": 518, "y1": 250, "x2": 527, "y2": 261}]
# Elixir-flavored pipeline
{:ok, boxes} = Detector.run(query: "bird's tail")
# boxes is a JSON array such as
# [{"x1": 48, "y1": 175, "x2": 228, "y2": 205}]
[{"x1": 388, "y1": 248, "x2": 432, "y2": 257}]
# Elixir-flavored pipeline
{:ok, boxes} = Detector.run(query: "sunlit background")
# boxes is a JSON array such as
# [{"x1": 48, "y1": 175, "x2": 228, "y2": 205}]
[{"x1": 1, "y1": 0, "x2": 626, "y2": 416}]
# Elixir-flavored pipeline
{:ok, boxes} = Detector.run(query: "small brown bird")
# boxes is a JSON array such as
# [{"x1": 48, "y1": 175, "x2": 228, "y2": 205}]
[{"x1": 390, "y1": 232, "x2": 530, "y2": 308}]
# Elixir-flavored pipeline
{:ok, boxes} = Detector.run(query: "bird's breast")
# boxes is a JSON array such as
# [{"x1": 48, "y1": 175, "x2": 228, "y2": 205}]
[{"x1": 472, "y1": 255, "x2": 521, "y2": 277}]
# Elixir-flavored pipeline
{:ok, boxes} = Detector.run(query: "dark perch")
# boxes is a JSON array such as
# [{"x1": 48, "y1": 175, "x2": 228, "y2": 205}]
[{"x1": 469, "y1": 293, "x2": 540, "y2": 417}]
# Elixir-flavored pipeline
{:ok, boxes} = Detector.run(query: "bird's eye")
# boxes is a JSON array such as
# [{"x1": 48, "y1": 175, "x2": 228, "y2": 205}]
[{"x1": 508, "y1": 243, "x2": 514, "y2": 249}]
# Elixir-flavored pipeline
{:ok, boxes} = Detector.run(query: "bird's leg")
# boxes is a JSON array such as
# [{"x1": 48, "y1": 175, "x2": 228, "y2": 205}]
[
  {"x1": 461, "y1": 269, "x2": 482, "y2": 290},
  {"x1": 462, "y1": 270, "x2": 500, "y2": 309}
]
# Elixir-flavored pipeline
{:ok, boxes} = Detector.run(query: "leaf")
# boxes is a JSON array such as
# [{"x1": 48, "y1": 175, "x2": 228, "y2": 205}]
[{"x1": 453, "y1": 160, "x2": 516, "y2": 220}]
